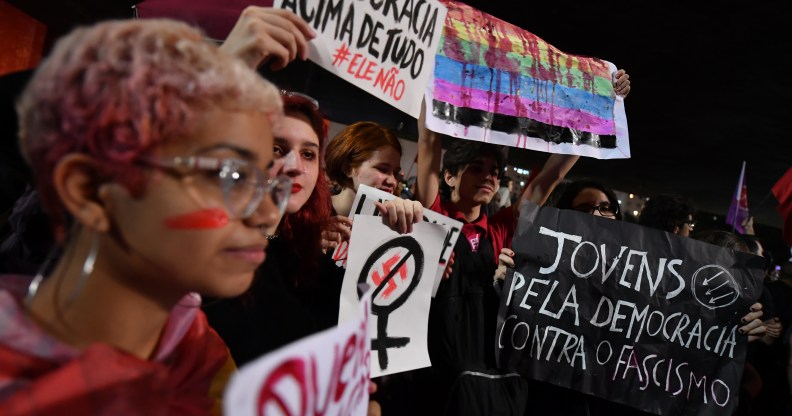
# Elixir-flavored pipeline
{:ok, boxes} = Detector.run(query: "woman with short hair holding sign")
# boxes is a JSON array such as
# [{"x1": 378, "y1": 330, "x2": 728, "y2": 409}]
[
  {"x1": 414, "y1": 69, "x2": 630, "y2": 414},
  {"x1": 414, "y1": 104, "x2": 583, "y2": 415}
]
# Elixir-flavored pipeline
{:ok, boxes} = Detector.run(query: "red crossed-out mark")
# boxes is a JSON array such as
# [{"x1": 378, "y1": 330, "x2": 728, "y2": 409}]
[{"x1": 371, "y1": 252, "x2": 408, "y2": 299}]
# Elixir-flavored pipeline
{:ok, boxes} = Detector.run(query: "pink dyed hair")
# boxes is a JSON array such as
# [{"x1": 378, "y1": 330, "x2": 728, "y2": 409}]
[{"x1": 16, "y1": 19, "x2": 282, "y2": 231}]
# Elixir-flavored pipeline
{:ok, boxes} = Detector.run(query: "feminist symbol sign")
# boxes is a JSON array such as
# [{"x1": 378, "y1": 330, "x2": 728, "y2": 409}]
[{"x1": 357, "y1": 236, "x2": 424, "y2": 370}]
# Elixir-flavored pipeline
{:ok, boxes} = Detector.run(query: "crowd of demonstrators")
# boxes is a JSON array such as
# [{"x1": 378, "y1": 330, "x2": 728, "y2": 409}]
[{"x1": 0, "y1": 5, "x2": 787, "y2": 416}]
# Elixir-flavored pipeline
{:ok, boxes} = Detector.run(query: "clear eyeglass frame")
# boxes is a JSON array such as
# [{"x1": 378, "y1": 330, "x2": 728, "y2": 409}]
[{"x1": 139, "y1": 155, "x2": 292, "y2": 219}]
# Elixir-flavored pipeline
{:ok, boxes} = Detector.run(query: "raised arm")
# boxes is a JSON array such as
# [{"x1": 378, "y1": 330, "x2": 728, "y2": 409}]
[
  {"x1": 512, "y1": 68, "x2": 630, "y2": 214},
  {"x1": 416, "y1": 100, "x2": 442, "y2": 208},
  {"x1": 513, "y1": 153, "x2": 579, "y2": 214}
]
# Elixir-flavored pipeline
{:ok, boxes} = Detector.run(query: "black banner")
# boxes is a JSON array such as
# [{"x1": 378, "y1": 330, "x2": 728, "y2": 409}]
[{"x1": 496, "y1": 204, "x2": 763, "y2": 415}]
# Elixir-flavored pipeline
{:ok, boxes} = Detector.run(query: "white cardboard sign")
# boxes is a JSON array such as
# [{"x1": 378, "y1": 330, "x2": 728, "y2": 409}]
[
  {"x1": 338, "y1": 215, "x2": 446, "y2": 377},
  {"x1": 224, "y1": 287, "x2": 373, "y2": 416},
  {"x1": 273, "y1": 0, "x2": 448, "y2": 118}
]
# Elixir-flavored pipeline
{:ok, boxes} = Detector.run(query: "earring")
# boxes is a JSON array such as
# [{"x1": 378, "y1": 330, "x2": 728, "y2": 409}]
[
  {"x1": 26, "y1": 226, "x2": 98, "y2": 306},
  {"x1": 26, "y1": 248, "x2": 60, "y2": 304},
  {"x1": 63, "y1": 227, "x2": 98, "y2": 308}
]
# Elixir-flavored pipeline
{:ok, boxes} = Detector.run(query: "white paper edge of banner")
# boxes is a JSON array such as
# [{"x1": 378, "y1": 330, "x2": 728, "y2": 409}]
[
  {"x1": 608, "y1": 61, "x2": 631, "y2": 159},
  {"x1": 223, "y1": 285, "x2": 373, "y2": 416},
  {"x1": 423, "y1": 65, "x2": 632, "y2": 160},
  {"x1": 342, "y1": 184, "x2": 462, "y2": 297}
]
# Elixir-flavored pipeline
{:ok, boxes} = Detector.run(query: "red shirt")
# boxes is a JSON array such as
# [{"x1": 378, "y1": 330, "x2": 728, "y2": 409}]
[{"x1": 429, "y1": 194, "x2": 516, "y2": 263}]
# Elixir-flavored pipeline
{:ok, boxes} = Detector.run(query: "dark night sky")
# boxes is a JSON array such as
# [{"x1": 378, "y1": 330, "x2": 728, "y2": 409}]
[
  {"x1": 459, "y1": 1, "x2": 790, "y2": 229},
  {"x1": 4, "y1": 0, "x2": 791, "y2": 255}
]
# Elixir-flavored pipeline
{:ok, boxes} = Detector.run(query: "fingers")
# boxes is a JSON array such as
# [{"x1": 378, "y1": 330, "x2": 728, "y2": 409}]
[
  {"x1": 410, "y1": 201, "x2": 423, "y2": 233},
  {"x1": 224, "y1": 7, "x2": 315, "y2": 70},
  {"x1": 368, "y1": 381, "x2": 378, "y2": 394},
  {"x1": 267, "y1": 7, "x2": 317, "y2": 41},
  {"x1": 329, "y1": 215, "x2": 353, "y2": 241},
  {"x1": 443, "y1": 263, "x2": 453, "y2": 279},
  {"x1": 258, "y1": 21, "x2": 299, "y2": 68},
  {"x1": 333, "y1": 215, "x2": 354, "y2": 228},
  {"x1": 499, "y1": 253, "x2": 515, "y2": 268},
  {"x1": 391, "y1": 202, "x2": 404, "y2": 233},
  {"x1": 494, "y1": 265, "x2": 507, "y2": 281},
  {"x1": 376, "y1": 200, "x2": 423, "y2": 234},
  {"x1": 257, "y1": 9, "x2": 313, "y2": 65},
  {"x1": 740, "y1": 303, "x2": 763, "y2": 323},
  {"x1": 612, "y1": 69, "x2": 630, "y2": 97},
  {"x1": 401, "y1": 202, "x2": 413, "y2": 234},
  {"x1": 368, "y1": 400, "x2": 382, "y2": 416},
  {"x1": 443, "y1": 252, "x2": 456, "y2": 279},
  {"x1": 320, "y1": 215, "x2": 354, "y2": 251},
  {"x1": 740, "y1": 318, "x2": 764, "y2": 335},
  {"x1": 379, "y1": 201, "x2": 401, "y2": 233},
  {"x1": 741, "y1": 311, "x2": 764, "y2": 326},
  {"x1": 740, "y1": 304, "x2": 764, "y2": 341},
  {"x1": 323, "y1": 230, "x2": 341, "y2": 242},
  {"x1": 283, "y1": 14, "x2": 315, "y2": 60},
  {"x1": 766, "y1": 328, "x2": 782, "y2": 338}
]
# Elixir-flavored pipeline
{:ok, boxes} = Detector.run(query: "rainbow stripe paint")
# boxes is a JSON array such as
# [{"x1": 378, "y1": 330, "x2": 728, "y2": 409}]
[{"x1": 427, "y1": 1, "x2": 629, "y2": 158}]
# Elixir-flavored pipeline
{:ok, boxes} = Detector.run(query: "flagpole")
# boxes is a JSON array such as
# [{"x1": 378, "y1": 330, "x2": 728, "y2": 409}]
[{"x1": 731, "y1": 161, "x2": 746, "y2": 233}]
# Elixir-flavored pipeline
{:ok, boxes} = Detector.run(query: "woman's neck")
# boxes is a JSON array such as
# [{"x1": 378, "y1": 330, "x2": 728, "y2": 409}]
[
  {"x1": 27, "y1": 234, "x2": 175, "y2": 360},
  {"x1": 332, "y1": 187, "x2": 357, "y2": 217}
]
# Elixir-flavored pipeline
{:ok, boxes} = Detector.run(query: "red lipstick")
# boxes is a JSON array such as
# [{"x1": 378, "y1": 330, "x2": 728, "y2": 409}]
[
  {"x1": 291, "y1": 183, "x2": 303, "y2": 194},
  {"x1": 164, "y1": 208, "x2": 229, "y2": 230}
]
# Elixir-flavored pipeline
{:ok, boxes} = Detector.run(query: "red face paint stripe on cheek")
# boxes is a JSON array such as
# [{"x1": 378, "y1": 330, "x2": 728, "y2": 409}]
[{"x1": 164, "y1": 208, "x2": 229, "y2": 230}]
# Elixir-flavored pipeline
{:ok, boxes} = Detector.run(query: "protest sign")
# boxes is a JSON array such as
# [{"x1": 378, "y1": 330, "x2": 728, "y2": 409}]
[
  {"x1": 496, "y1": 203, "x2": 763, "y2": 415},
  {"x1": 331, "y1": 184, "x2": 461, "y2": 297},
  {"x1": 338, "y1": 215, "x2": 446, "y2": 377},
  {"x1": 273, "y1": 0, "x2": 448, "y2": 118},
  {"x1": 224, "y1": 286, "x2": 373, "y2": 416},
  {"x1": 425, "y1": 1, "x2": 629, "y2": 159}
]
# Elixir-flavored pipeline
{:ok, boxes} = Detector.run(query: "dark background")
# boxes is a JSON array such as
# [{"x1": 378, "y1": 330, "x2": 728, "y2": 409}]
[{"x1": 3, "y1": 0, "x2": 790, "y2": 260}]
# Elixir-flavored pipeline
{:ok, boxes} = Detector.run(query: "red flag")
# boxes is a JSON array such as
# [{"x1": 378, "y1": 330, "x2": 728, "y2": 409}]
[{"x1": 772, "y1": 167, "x2": 792, "y2": 245}]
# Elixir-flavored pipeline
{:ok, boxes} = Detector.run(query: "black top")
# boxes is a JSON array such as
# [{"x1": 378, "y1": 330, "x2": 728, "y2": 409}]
[{"x1": 204, "y1": 237, "x2": 344, "y2": 367}]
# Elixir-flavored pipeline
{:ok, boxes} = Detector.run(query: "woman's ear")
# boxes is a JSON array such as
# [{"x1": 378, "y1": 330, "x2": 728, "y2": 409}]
[
  {"x1": 52, "y1": 154, "x2": 111, "y2": 233},
  {"x1": 443, "y1": 170, "x2": 456, "y2": 189}
]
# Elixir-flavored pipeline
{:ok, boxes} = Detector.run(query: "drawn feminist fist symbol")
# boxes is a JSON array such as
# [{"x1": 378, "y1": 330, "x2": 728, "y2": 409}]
[{"x1": 358, "y1": 236, "x2": 424, "y2": 370}]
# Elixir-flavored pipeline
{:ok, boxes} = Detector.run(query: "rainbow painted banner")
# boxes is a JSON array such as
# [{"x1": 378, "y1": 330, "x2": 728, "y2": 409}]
[{"x1": 425, "y1": 1, "x2": 630, "y2": 159}]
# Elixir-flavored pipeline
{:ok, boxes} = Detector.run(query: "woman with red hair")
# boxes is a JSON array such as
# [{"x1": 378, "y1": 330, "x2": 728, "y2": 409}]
[
  {"x1": 325, "y1": 122, "x2": 403, "y2": 216},
  {"x1": 321, "y1": 122, "x2": 424, "y2": 252},
  {"x1": 204, "y1": 91, "x2": 347, "y2": 365}
]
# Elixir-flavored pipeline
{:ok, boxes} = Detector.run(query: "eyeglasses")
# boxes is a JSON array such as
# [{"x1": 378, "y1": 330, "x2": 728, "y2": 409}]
[
  {"x1": 572, "y1": 203, "x2": 620, "y2": 217},
  {"x1": 280, "y1": 90, "x2": 319, "y2": 110},
  {"x1": 139, "y1": 156, "x2": 291, "y2": 219}
]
